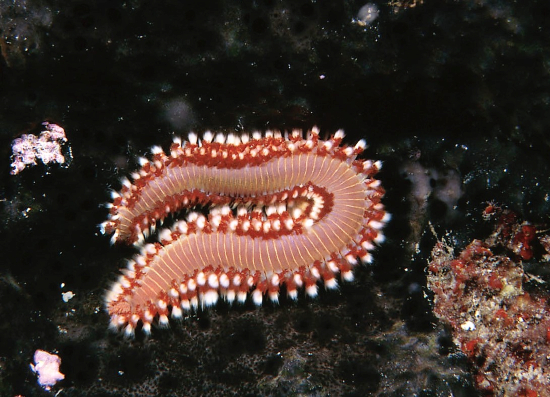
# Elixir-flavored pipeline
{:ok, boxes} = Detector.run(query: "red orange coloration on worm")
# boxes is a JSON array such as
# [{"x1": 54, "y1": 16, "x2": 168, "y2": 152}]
[{"x1": 101, "y1": 127, "x2": 389, "y2": 336}]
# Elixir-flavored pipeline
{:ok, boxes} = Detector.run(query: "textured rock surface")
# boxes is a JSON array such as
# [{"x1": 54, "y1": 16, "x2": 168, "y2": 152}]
[{"x1": 1, "y1": 1, "x2": 550, "y2": 395}]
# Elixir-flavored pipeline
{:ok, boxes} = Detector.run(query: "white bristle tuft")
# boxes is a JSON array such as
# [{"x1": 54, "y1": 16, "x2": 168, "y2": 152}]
[
  {"x1": 226, "y1": 133, "x2": 237, "y2": 145},
  {"x1": 269, "y1": 291, "x2": 279, "y2": 303},
  {"x1": 252, "y1": 289, "x2": 263, "y2": 306},
  {"x1": 180, "y1": 300, "x2": 191, "y2": 311},
  {"x1": 159, "y1": 228, "x2": 172, "y2": 243},
  {"x1": 215, "y1": 133, "x2": 225, "y2": 144},
  {"x1": 220, "y1": 273, "x2": 230, "y2": 288},
  {"x1": 361, "y1": 252, "x2": 373, "y2": 263},
  {"x1": 287, "y1": 289, "x2": 298, "y2": 300},
  {"x1": 121, "y1": 277, "x2": 131, "y2": 289},
  {"x1": 151, "y1": 146, "x2": 163, "y2": 155},
  {"x1": 226, "y1": 289, "x2": 236, "y2": 303},
  {"x1": 144, "y1": 243, "x2": 157, "y2": 255},
  {"x1": 368, "y1": 220, "x2": 384, "y2": 230},
  {"x1": 208, "y1": 274, "x2": 219, "y2": 289},
  {"x1": 124, "y1": 324, "x2": 135, "y2": 337},
  {"x1": 354, "y1": 139, "x2": 367, "y2": 151},
  {"x1": 116, "y1": 315, "x2": 127, "y2": 327},
  {"x1": 157, "y1": 299, "x2": 167, "y2": 310},
  {"x1": 171, "y1": 306, "x2": 183, "y2": 318},
  {"x1": 99, "y1": 221, "x2": 108, "y2": 235},
  {"x1": 306, "y1": 284, "x2": 318, "y2": 298},
  {"x1": 237, "y1": 291, "x2": 247, "y2": 303},
  {"x1": 310, "y1": 267, "x2": 320, "y2": 279},
  {"x1": 203, "y1": 131, "x2": 213, "y2": 143},
  {"x1": 138, "y1": 157, "x2": 149, "y2": 166},
  {"x1": 342, "y1": 270, "x2": 355, "y2": 281},
  {"x1": 327, "y1": 260, "x2": 339, "y2": 272},
  {"x1": 361, "y1": 240, "x2": 375, "y2": 251},
  {"x1": 188, "y1": 132, "x2": 198, "y2": 145},
  {"x1": 121, "y1": 177, "x2": 132, "y2": 189},
  {"x1": 176, "y1": 221, "x2": 188, "y2": 234},
  {"x1": 325, "y1": 278, "x2": 338, "y2": 289},
  {"x1": 284, "y1": 219, "x2": 294, "y2": 230},
  {"x1": 345, "y1": 255, "x2": 358, "y2": 265},
  {"x1": 159, "y1": 314, "x2": 169, "y2": 327},
  {"x1": 196, "y1": 215, "x2": 206, "y2": 229},
  {"x1": 202, "y1": 290, "x2": 219, "y2": 307},
  {"x1": 144, "y1": 310, "x2": 154, "y2": 323},
  {"x1": 188, "y1": 278, "x2": 197, "y2": 291}
]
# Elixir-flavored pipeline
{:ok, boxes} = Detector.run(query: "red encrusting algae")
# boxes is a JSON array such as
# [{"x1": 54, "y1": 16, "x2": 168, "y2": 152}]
[
  {"x1": 428, "y1": 205, "x2": 550, "y2": 395},
  {"x1": 102, "y1": 128, "x2": 389, "y2": 335}
]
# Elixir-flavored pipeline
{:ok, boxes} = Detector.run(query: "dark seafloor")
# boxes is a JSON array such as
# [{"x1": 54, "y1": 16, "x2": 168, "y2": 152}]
[{"x1": 1, "y1": 0, "x2": 550, "y2": 396}]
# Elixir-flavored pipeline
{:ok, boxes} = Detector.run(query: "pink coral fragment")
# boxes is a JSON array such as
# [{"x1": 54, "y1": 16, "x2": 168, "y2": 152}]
[
  {"x1": 30, "y1": 349, "x2": 65, "y2": 391},
  {"x1": 10, "y1": 122, "x2": 68, "y2": 175}
]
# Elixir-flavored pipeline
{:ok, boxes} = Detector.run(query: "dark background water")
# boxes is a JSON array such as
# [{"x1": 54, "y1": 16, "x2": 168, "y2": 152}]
[{"x1": 1, "y1": 0, "x2": 549, "y2": 395}]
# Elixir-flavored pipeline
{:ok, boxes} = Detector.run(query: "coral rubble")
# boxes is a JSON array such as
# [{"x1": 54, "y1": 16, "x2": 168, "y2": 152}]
[
  {"x1": 427, "y1": 206, "x2": 550, "y2": 395},
  {"x1": 10, "y1": 122, "x2": 69, "y2": 175}
]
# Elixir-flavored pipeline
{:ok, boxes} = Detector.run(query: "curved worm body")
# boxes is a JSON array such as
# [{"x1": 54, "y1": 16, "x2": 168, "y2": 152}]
[{"x1": 101, "y1": 128, "x2": 389, "y2": 335}]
